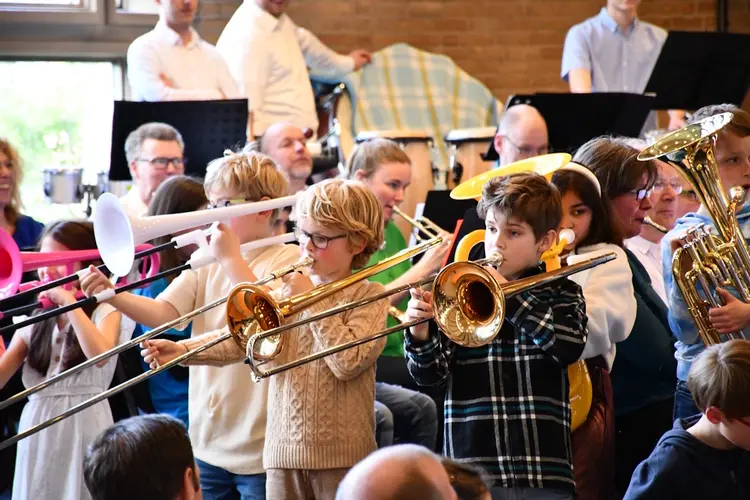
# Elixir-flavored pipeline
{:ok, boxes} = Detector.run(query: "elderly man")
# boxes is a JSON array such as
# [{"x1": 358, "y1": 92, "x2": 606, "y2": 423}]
[
  {"x1": 484, "y1": 104, "x2": 549, "y2": 168},
  {"x1": 256, "y1": 122, "x2": 313, "y2": 195},
  {"x1": 121, "y1": 122, "x2": 186, "y2": 219},
  {"x1": 335, "y1": 445, "x2": 458, "y2": 500}
]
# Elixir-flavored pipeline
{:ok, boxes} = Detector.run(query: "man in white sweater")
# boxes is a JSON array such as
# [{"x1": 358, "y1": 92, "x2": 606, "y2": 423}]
[{"x1": 216, "y1": 0, "x2": 371, "y2": 137}]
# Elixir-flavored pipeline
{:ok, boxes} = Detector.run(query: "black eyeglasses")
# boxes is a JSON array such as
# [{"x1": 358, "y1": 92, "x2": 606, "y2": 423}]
[
  {"x1": 629, "y1": 187, "x2": 652, "y2": 201},
  {"x1": 294, "y1": 228, "x2": 347, "y2": 250},
  {"x1": 136, "y1": 157, "x2": 186, "y2": 170},
  {"x1": 206, "y1": 198, "x2": 251, "y2": 210},
  {"x1": 501, "y1": 136, "x2": 549, "y2": 157}
]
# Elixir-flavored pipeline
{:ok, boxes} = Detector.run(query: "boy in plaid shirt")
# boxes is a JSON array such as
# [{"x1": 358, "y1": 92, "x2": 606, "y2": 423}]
[{"x1": 404, "y1": 172, "x2": 587, "y2": 499}]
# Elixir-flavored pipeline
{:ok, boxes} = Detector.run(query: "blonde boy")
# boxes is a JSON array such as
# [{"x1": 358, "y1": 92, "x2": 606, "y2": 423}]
[
  {"x1": 624, "y1": 339, "x2": 750, "y2": 499},
  {"x1": 81, "y1": 151, "x2": 300, "y2": 498},
  {"x1": 152, "y1": 179, "x2": 389, "y2": 499}
]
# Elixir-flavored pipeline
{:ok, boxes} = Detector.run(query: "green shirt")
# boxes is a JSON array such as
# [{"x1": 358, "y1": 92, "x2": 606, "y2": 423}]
[{"x1": 367, "y1": 221, "x2": 412, "y2": 357}]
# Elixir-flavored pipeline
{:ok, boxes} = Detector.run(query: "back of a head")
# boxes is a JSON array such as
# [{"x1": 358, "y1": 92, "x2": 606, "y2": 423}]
[
  {"x1": 688, "y1": 339, "x2": 750, "y2": 418},
  {"x1": 336, "y1": 445, "x2": 454, "y2": 500},
  {"x1": 476, "y1": 172, "x2": 561, "y2": 241},
  {"x1": 296, "y1": 179, "x2": 384, "y2": 268},
  {"x1": 498, "y1": 104, "x2": 546, "y2": 135},
  {"x1": 84, "y1": 414, "x2": 198, "y2": 500},
  {"x1": 341, "y1": 138, "x2": 411, "y2": 180},
  {"x1": 124, "y1": 122, "x2": 184, "y2": 165},
  {"x1": 688, "y1": 104, "x2": 750, "y2": 139}
]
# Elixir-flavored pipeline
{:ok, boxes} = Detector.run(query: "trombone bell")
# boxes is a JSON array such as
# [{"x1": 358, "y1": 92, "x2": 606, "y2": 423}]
[
  {"x1": 433, "y1": 262, "x2": 505, "y2": 347},
  {"x1": 226, "y1": 285, "x2": 284, "y2": 360}
]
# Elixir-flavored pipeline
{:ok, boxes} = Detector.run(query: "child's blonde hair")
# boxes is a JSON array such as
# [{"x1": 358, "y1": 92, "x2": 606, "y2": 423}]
[
  {"x1": 204, "y1": 150, "x2": 289, "y2": 222},
  {"x1": 296, "y1": 179, "x2": 384, "y2": 269},
  {"x1": 688, "y1": 339, "x2": 750, "y2": 418}
]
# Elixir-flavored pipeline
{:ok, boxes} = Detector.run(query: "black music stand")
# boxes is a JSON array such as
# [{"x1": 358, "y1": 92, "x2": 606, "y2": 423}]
[
  {"x1": 488, "y1": 93, "x2": 655, "y2": 159},
  {"x1": 414, "y1": 191, "x2": 478, "y2": 265},
  {"x1": 644, "y1": 31, "x2": 750, "y2": 111},
  {"x1": 110, "y1": 100, "x2": 249, "y2": 181}
]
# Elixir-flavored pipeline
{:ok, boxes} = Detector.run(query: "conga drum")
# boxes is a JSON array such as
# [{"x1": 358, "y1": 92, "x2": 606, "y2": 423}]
[
  {"x1": 355, "y1": 130, "x2": 434, "y2": 242},
  {"x1": 444, "y1": 127, "x2": 497, "y2": 189}
]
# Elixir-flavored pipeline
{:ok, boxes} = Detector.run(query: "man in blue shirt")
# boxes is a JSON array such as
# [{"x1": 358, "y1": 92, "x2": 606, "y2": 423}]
[{"x1": 561, "y1": 1, "x2": 686, "y2": 133}]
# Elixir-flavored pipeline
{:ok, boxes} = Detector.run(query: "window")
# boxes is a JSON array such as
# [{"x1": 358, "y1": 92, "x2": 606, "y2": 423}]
[
  {"x1": 115, "y1": 0, "x2": 158, "y2": 15},
  {"x1": 0, "y1": 0, "x2": 82, "y2": 6},
  {"x1": 0, "y1": 60, "x2": 122, "y2": 223}
]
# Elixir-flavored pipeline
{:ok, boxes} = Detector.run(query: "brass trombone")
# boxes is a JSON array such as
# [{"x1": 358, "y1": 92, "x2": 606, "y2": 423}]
[
  {"x1": 639, "y1": 111, "x2": 747, "y2": 345},
  {"x1": 0, "y1": 254, "x2": 312, "y2": 451},
  {"x1": 238, "y1": 251, "x2": 616, "y2": 381}
]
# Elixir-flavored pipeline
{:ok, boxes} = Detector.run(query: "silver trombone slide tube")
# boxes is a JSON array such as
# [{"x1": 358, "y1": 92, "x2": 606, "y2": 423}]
[
  {"x1": 0, "y1": 256, "x2": 311, "y2": 412},
  {"x1": 0, "y1": 330, "x2": 232, "y2": 452}
]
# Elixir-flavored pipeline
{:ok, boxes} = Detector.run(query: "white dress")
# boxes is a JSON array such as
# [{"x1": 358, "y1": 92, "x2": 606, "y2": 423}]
[{"x1": 11, "y1": 303, "x2": 135, "y2": 500}]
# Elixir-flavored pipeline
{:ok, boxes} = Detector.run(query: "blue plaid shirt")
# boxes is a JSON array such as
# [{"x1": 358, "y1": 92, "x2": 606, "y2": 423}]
[{"x1": 404, "y1": 265, "x2": 587, "y2": 494}]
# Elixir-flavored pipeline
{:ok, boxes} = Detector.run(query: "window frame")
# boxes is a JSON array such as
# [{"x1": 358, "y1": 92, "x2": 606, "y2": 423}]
[{"x1": 0, "y1": 0, "x2": 156, "y2": 28}]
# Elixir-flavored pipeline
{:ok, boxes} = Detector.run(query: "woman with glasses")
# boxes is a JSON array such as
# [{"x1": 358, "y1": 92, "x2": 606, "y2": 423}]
[
  {"x1": 622, "y1": 138, "x2": 683, "y2": 304},
  {"x1": 571, "y1": 136, "x2": 678, "y2": 497}
]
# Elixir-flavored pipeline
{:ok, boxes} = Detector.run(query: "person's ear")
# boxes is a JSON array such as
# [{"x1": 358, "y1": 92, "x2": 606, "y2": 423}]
[
  {"x1": 537, "y1": 229, "x2": 556, "y2": 255},
  {"x1": 353, "y1": 170, "x2": 368, "y2": 183},
  {"x1": 178, "y1": 466, "x2": 200, "y2": 500},
  {"x1": 129, "y1": 161, "x2": 140, "y2": 182},
  {"x1": 705, "y1": 406, "x2": 724, "y2": 425},
  {"x1": 493, "y1": 135, "x2": 503, "y2": 156}
]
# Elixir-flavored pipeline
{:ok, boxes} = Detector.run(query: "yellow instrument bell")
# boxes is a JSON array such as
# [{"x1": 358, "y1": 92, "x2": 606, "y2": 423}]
[{"x1": 450, "y1": 153, "x2": 573, "y2": 200}]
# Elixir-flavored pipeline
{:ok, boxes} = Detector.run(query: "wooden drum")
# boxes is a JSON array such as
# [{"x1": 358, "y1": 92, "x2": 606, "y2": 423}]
[{"x1": 444, "y1": 127, "x2": 497, "y2": 189}]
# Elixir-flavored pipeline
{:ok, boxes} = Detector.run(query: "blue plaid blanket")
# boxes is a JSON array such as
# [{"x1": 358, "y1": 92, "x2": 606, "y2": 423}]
[{"x1": 313, "y1": 43, "x2": 501, "y2": 167}]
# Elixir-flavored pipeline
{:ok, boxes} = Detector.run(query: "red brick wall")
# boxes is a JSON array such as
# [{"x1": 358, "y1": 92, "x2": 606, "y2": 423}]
[{"x1": 200, "y1": 0, "x2": 750, "y2": 108}]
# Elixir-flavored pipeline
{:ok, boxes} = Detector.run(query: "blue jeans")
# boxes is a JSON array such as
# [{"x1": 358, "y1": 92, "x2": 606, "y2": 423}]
[
  {"x1": 374, "y1": 400, "x2": 394, "y2": 447},
  {"x1": 673, "y1": 380, "x2": 700, "y2": 420},
  {"x1": 491, "y1": 487, "x2": 573, "y2": 500},
  {"x1": 196, "y1": 458, "x2": 266, "y2": 500},
  {"x1": 376, "y1": 381, "x2": 438, "y2": 450}
]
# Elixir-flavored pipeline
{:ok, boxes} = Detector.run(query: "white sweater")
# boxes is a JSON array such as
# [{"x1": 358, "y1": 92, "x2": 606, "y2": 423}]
[
  {"x1": 158, "y1": 243, "x2": 300, "y2": 475},
  {"x1": 567, "y1": 243, "x2": 637, "y2": 370}
]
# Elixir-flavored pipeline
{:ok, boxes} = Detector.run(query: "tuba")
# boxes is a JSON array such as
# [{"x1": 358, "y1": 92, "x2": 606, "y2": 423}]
[{"x1": 638, "y1": 112, "x2": 747, "y2": 345}]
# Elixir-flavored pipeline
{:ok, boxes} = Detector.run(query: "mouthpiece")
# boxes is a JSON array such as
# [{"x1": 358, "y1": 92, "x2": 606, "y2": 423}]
[
  {"x1": 559, "y1": 229, "x2": 576, "y2": 246},
  {"x1": 643, "y1": 216, "x2": 668, "y2": 234}
]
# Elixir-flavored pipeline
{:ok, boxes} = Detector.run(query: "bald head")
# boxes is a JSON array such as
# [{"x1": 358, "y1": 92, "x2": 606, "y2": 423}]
[
  {"x1": 494, "y1": 104, "x2": 549, "y2": 166},
  {"x1": 260, "y1": 122, "x2": 313, "y2": 193},
  {"x1": 336, "y1": 445, "x2": 457, "y2": 500}
]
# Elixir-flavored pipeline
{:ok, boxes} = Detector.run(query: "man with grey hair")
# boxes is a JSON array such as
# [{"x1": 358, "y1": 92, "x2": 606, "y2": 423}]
[
  {"x1": 122, "y1": 122, "x2": 186, "y2": 219},
  {"x1": 484, "y1": 104, "x2": 549, "y2": 168},
  {"x1": 335, "y1": 445, "x2": 458, "y2": 500}
]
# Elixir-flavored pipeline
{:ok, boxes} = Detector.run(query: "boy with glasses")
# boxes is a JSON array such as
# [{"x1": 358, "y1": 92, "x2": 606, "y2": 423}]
[{"x1": 122, "y1": 122, "x2": 187, "y2": 220}]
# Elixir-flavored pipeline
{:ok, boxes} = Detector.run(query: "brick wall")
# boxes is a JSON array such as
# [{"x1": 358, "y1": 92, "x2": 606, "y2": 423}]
[{"x1": 199, "y1": 0, "x2": 749, "y2": 108}]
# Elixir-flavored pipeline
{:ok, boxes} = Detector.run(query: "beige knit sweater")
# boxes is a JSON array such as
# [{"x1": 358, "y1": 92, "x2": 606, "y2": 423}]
[
  {"x1": 179, "y1": 278, "x2": 388, "y2": 470},
  {"x1": 264, "y1": 279, "x2": 388, "y2": 470}
]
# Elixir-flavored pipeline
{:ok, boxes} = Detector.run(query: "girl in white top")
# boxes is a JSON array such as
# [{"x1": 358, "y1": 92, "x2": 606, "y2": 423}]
[
  {"x1": 0, "y1": 220, "x2": 134, "y2": 500},
  {"x1": 551, "y1": 164, "x2": 637, "y2": 369}
]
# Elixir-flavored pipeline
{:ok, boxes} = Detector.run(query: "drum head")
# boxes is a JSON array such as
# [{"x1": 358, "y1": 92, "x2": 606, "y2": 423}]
[
  {"x1": 444, "y1": 126, "x2": 497, "y2": 145},
  {"x1": 355, "y1": 129, "x2": 433, "y2": 144}
]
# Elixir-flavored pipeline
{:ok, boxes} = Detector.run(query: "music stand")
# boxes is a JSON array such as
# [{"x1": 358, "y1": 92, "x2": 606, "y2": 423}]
[
  {"x1": 488, "y1": 93, "x2": 655, "y2": 159},
  {"x1": 645, "y1": 31, "x2": 750, "y2": 111},
  {"x1": 412, "y1": 191, "x2": 478, "y2": 265},
  {"x1": 110, "y1": 100, "x2": 249, "y2": 181}
]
